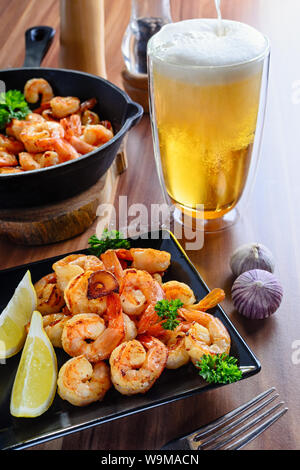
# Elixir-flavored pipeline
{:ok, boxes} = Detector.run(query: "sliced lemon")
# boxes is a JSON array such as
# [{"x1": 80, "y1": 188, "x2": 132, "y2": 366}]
[
  {"x1": 10, "y1": 311, "x2": 57, "y2": 418},
  {"x1": 0, "y1": 270, "x2": 37, "y2": 359}
]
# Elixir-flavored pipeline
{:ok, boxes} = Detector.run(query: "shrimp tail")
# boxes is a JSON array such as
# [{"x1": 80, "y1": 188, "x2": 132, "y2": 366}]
[
  {"x1": 190, "y1": 288, "x2": 225, "y2": 311},
  {"x1": 91, "y1": 293, "x2": 125, "y2": 361}
]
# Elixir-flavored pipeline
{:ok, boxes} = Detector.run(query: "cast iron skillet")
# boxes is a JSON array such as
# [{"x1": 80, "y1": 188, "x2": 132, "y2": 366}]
[{"x1": 0, "y1": 26, "x2": 143, "y2": 209}]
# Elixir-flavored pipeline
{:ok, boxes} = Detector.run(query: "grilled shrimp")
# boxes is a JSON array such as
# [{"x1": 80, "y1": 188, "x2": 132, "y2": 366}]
[
  {"x1": 82, "y1": 110, "x2": 100, "y2": 125},
  {"x1": 123, "y1": 313, "x2": 138, "y2": 341},
  {"x1": 163, "y1": 324, "x2": 190, "y2": 370},
  {"x1": 61, "y1": 115, "x2": 96, "y2": 155},
  {"x1": 52, "y1": 254, "x2": 104, "y2": 292},
  {"x1": 0, "y1": 166, "x2": 23, "y2": 174},
  {"x1": 0, "y1": 134, "x2": 24, "y2": 153},
  {"x1": 64, "y1": 270, "x2": 107, "y2": 315},
  {"x1": 36, "y1": 136, "x2": 80, "y2": 161},
  {"x1": 34, "y1": 273, "x2": 65, "y2": 315},
  {"x1": 79, "y1": 98, "x2": 97, "y2": 113},
  {"x1": 82, "y1": 124, "x2": 113, "y2": 146},
  {"x1": 57, "y1": 356, "x2": 111, "y2": 407},
  {"x1": 26, "y1": 313, "x2": 70, "y2": 348},
  {"x1": 25, "y1": 112, "x2": 45, "y2": 123},
  {"x1": 50, "y1": 96, "x2": 81, "y2": 119},
  {"x1": 19, "y1": 152, "x2": 42, "y2": 171},
  {"x1": 163, "y1": 281, "x2": 196, "y2": 305},
  {"x1": 119, "y1": 269, "x2": 165, "y2": 334},
  {"x1": 0, "y1": 150, "x2": 18, "y2": 167},
  {"x1": 116, "y1": 248, "x2": 171, "y2": 274},
  {"x1": 24, "y1": 78, "x2": 54, "y2": 104},
  {"x1": 188, "y1": 288, "x2": 225, "y2": 312},
  {"x1": 40, "y1": 151, "x2": 60, "y2": 167},
  {"x1": 19, "y1": 121, "x2": 65, "y2": 153},
  {"x1": 109, "y1": 335, "x2": 168, "y2": 395},
  {"x1": 62, "y1": 294, "x2": 124, "y2": 362},
  {"x1": 101, "y1": 250, "x2": 125, "y2": 282},
  {"x1": 180, "y1": 309, "x2": 231, "y2": 364}
]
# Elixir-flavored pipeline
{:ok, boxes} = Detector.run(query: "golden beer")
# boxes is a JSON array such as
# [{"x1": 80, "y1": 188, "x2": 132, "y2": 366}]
[{"x1": 148, "y1": 19, "x2": 269, "y2": 221}]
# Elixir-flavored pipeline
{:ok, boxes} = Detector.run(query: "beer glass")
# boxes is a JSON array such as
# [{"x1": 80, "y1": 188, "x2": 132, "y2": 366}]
[{"x1": 148, "y1": 19, "x2": 270, "y2": 231}]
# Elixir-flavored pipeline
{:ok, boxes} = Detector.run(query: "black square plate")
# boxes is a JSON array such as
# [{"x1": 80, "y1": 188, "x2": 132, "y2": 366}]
[{"x1": 0, "y1": 230, "x2": 260, "y2": 450}]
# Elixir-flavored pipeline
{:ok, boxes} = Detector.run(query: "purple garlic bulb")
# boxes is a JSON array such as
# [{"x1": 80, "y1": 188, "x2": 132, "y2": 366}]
[
  {"x1": 230, "y1": 243, "x2": 275, "y2": 277},
  {"x1": 232, "y1": 269, "x2": 283, "y2": 320}
]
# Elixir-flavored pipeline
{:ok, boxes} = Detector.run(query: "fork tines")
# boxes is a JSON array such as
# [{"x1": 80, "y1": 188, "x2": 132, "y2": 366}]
[{"x1": 187, "y1": 387, "x2": 288, "y2": 450}]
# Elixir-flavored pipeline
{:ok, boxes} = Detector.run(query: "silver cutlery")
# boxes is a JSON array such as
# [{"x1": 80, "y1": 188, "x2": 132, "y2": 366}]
[{"x1": 161, "y1": 387, "x2": 288, "y2": 450}]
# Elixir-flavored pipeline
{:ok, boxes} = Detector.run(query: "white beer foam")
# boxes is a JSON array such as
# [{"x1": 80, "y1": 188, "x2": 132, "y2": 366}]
[{"x1": 148, "y1": 19, "x2": 269, "y2": 84}]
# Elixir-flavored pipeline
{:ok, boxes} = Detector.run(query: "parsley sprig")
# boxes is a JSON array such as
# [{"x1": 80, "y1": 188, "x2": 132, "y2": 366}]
[
  {"x1": 0, "y1": 90, "x2": 30, "y2": 129},
  {"x1": 154, "y1": 299, "x2": 183, "y2": 331},
  {"x1": 196, "y1": 354, "x2": 242, "y2": 384},
  {"x1": 88, "y1": 229, "x2": 130, "y2": 256}
]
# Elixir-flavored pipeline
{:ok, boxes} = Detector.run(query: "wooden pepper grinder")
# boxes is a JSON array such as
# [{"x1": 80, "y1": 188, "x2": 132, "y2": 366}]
[
  {"x1": 121, "y1": 0, "x2": 172, "y2": 112},
  {"x1": 59, "y1": 0, "x2": 107, "y2": 77},
  {"x1": 59, "y1": 0, "x2": 127, "y2": 173}
]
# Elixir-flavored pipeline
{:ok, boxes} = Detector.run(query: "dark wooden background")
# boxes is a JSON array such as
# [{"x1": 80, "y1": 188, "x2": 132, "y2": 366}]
[{"x1": 0, "y1": 0, "x2": 299, "y2": 450}]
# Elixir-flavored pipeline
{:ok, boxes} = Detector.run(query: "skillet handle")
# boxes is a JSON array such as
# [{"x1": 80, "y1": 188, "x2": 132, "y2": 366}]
[
  {"x1": 125, "y1": 101, "x2": 144, "y2": 130},
  {"x1": 23, "y1": 26, "x2": 56, "y2": 67}
]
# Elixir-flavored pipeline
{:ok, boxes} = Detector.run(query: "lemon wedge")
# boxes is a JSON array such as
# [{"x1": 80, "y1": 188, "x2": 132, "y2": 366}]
[
  {"x1": 0, "y1": 270, "x2": 37, "y2": 359},
  {"x1": 10, "y1": 311, "x2": 57, "y2": 418}
]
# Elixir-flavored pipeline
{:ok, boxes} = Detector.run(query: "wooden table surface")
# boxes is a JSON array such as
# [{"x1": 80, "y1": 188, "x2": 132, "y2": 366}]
[{"x1": 0, "y1": 0, "x2": 299, "y2": 451}]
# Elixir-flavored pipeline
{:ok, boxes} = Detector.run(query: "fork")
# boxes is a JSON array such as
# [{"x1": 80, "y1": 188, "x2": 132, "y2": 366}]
[{"x1": 161, "y1": 387, "x2": 288, "y2": 450}]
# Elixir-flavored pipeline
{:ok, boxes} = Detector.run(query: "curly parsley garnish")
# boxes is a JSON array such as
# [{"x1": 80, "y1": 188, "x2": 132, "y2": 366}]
[
  {"x1": 196, "y1": 354, "x2": 242, "y2": 384},
  {"x1": 154, "y1": 299, "x2": 183, "y2": 331},
  {"x1": 0, "y1": 90, "x2": 30, "y2": 129},
  {"x1": 88, "y1": 229, "x2": 130, "y2": 256}
]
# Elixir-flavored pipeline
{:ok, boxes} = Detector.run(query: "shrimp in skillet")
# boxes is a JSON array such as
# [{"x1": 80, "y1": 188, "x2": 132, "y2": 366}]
[
  {"x1": 34, "y1": 273, "x2": 65, "y2": 315},
  {"x1": 0, "y1": 166, "x2": 23, "y2": 174},
  {"x1": 50, "y1": 96, "x2": 80, "y2": 119},
  {"x1": 37, "y1": 136, "x2": 80, "y2": 162},
  {"x1": 19, "y1": 152, "x2": 42, "y2": 171},
  {"x1": 82, "y1": 110, "x2": 100, "y2": 125},
  {"x1": 109, "y1": 335, "x2": 168, "y2": 395},
  {"x1": 19, "y1": 121, "x2": 65, "y2": 153},
  {"x1": 61, "y1": 115, "x2": 96, "y2": 155},
  {"x1": 24, "y1": 78, "x2": 54, "y2": 104},
  {"x1": 0, "y1": 134, "x2": 24, "y2": 153},
  {"x1": 62, "y1": 293, "x2": 124, "y2": 362},
  {"x1": 57, "y1": 356, "x2": 111, "y2": 407},
  {"x1": 0, "y1": 150, "x2": 18, "y2": 168},
  {"x1": 82, "y1": 124, "x2": 114, "y2": 146}
]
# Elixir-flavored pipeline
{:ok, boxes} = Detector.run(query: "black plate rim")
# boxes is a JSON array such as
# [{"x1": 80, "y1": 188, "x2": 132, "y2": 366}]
[{"x1": 0, "y1": 229, "x2": 261, "y2": 450}]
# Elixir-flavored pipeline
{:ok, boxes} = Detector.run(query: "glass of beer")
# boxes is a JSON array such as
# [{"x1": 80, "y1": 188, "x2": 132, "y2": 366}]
[{"x1": 148, "y1": 19, "x2": 270, "y2": 230}]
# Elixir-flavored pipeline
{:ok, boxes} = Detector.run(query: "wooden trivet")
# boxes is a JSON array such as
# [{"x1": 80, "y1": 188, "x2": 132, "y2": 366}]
[{"x1": 0, "y1": 143, "x2": 127, "y2": 246}]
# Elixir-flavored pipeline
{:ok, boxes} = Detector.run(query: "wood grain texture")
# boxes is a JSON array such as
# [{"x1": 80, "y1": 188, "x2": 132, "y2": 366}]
[
  {"x1": 0, "y1": 0, "x2": 299, "y2": 450},
  {"x1": 0, "y1": 167, "x2": 117, "y2": 245}
]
